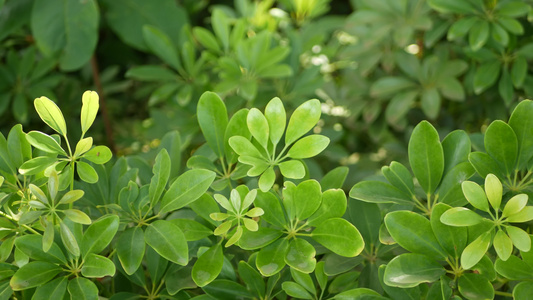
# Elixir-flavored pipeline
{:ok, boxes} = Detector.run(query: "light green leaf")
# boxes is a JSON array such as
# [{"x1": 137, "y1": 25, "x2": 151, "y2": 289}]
[
  {"x1": 145, "y1": 220, "x2": 188, "y2": 265},
  {"x1": 63, "y1": 209, "x2": 91, "y2": 225},
  {"x1": 265, "y1": 97, "x2": 286, "y2": 145},
  {"x1": 282, "y1": 282, "x2": 313, "y2": 299},
  {"x1": 197, "y1": 92, "x2": 228, "y2": 158},
  {"x1": 159, "y1": 169, "x2": 216, "y2": 214},
  {"x1": 74, "y1": 137, "x2": 93, "y2": 157},
  {"x1": 308, "y1": 189, "x2": 347, "y2": 227},
  {"x1": 408, "y1": 121, "x2": 444, "y2": 195},
  {"x1": 58, "y1": 190, "x2": 84, "y2": 205},
  {"x1": 83, "y1": 146, "x2": 112, "y2": 164},
  {"x1": 80, "y1": 90, "x2": 99, "y2": 134},
  {"x1": 493, "y1": 229, "x2": 513, "y2": 261},
  {"x1": 312, "y1": 218, "x2": 364, "y2": 257},
  {"x1": 431, "y1": 203, "x2": 468, "y2": 257},
  {"x1": 506, "y1": 206, "x2": 533, "y2": 222},
  {"x1": 258, "y1": 166, "x2": 275, "y2": 192},
  {"x1": 247, "y1": 108, "x2": 269, "y2": 149},
  {"x1": 81, "y1": 253, "x2": 116, "y2": 278},
  {"x1": 285, "y1": 99, "x2": 321, "y2": 145},
  {"x1": 287, "y1": 135, "x2": 330, "y2": 159},
  {"x1": 440, "y1": 207, "x2": 483, "y2": 226},
  {"x1": 60, "y1": 222, "x2": 80, "y2": 257},
  {"x1": 384, "y1": 253, "x2": 445, "y2": 288},
  {"x1": 149, "y1": 149, "x2": 170, "y2": 205},
  {"x1": 484, "y1": 174, "x2": 502, "y2": 210},
  {"x1": 505, "y1": 225, "x2": 530, "y2": 252},
  {"x1": 26, "y1": 131, "x2": 66, "y2": 155},
  {"x1": 18, "y1": 156, "x2": 57, "y2": 175},
  {"x1": 77, "y1": 161, "x2": 98, "y2": 183},
  {"x1": 192, "y1": 244, "x2": 223, "y2": 287},
  {"x1": 349, "y1": 181, "x2": 413, "y2": 205},
  {"x1": 34, "y1": 97, "x2": 67, "y2": 137},
  {"x1": 462, "y1": 181, "x2": 490, "y2": 212},
  {"x1": 461, "y1": 231, "x2": 492, "y2": 269}
]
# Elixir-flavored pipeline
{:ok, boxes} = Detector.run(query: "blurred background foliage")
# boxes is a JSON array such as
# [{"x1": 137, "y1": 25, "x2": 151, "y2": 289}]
[{"x1": 1, "y1": 0, "x2": 533, "y2": 188}]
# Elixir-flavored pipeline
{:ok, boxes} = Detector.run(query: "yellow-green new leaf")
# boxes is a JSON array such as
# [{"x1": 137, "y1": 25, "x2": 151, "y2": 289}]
[
  {"x1": 26, "y1": 131, "x2": 66, "y2": 155},
  {"x1": 484, "y1": 174, "x2": 502, "y2": 210},
  {"x1": 247, "y1": 108, "x2": 269, "y2": 149},
  {"x1": 287, "y1": 135, "x2": 330, "y2": 159},
  {"x1": 81, "y1": 91, "x2": 99, "y2": 134},
  {"x1": 34, "y1": 97, "x2": 67, "y2": 137},
  {"x1": 265, "y1": 97, "x2": 286, "y2": 145},
  {"x1": 74, "y1": 137, "x2": 93, "y2": 158},
  {"x1": 285, "y1": 99, "x2": 321, "y2": 145},
  {"x1": 461, "y1": 231, "x2": 492, "y2": 269},
  {"x1": 493, "y1": 229, "x2": 513, "y2": 261},
  {"x1": 502, "y1": 194, "x2": 528, "y2": 218}
]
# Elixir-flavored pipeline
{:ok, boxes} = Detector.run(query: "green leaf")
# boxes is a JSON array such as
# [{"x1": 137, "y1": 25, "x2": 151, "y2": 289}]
[
  {"x1": 31, "y1": 0, "x2": 98, "y2": 70},
  {"x1": 491, "y1": 22, "x2": 509, "y2": 46},
  {"x1": 10, "y1": 261, "x2": 61, "y2": 291},
  {"x1": 34, "y1": 96, "x2": 67, "y2": 137},
  {"x1": 473, "y1": 61, "x2": 501, "y2": 94},
  {"x1": 384, "y1": 253, "x2": 445, "y2": 288},
  {"x1": 33, "y1": 276, "x2": 68, "y2": 300},
  {"x1": 461, "y1": 231, "x2": 492, "y2": 269},
  {"x1": 282, "y1": 282, "x2": 313, "y2": 299},
  {"x1": 320, "y1": 166, "x2": 349, "y2": 190},
  {"x1": 159, "y1": 169, "x2": 216, "y2": 214},
  {"x1": 63, "y1": 209, "x2": 91, "y2": 225},
  {"x1": 142, "y1": 25, "x2": 180, "y2": 70},
  {"x1": 287, "y1": 135, "x2": 330, "y2": 159},
  {"x1": 197, "y1": 92, "x2": 228, "y2": 158},
  {"x1": 145, "y1": 220, "x2": 188, "y2": 265},
  {"x1": 239, "y1": 227, "x2": 284, "y2": 250},
  {"x1": 238, "y1": 261, "x2": 265, "y2": 299},
  {"x1": 457, "y1": 273, "x2": 494, "y2": 300},
  {"x1": 312, "y1": 218, "x2": 364, "y2": 257},
  {"x1": 265, "y1": 97, "x2": 286, "y2": 145},
  {"x1": 74, "y1": 137, "x2": 93, "y2": 157},
  {"x1": 117, "y1": 227, "x2": 145, "y2": 275},
  {"x1": 258, "y1": 166, "x2": 275, "y2": 192},
  {"x1": 81, "y1": 253, "x2": 116, "y2": 278},
  {"x1": 202, "y1": 280, "x2": 254, "y2": 299},
  {"x1": 278, "y1": 160, "x2": 305, "y2": 179},
  {"x1": 498, "y1": 2, "x2": 530, "y2": 17},
  {"x1": 212, "y1": 9, "x2": 229, "y2": 51},
  {"x1": 67, "y1": 277, "x2": 98, "y2": 300},
  {"x1": 308, "y1": 189, "x2": 347, "y2": 227},
  {"x1": 509, "y1": 100, "x2": 533, "y2": 170},
  {"x1": 385, "y1": 90, "x2": 418, "y2": 125},
  {"x1": 149, "y1": 149, "x2": 170, "y2": 205},
  {"x1": 192, "y1": 244, "x2": 223, "y2": 287},
  {"x1": 77, "y1": 161, "x2": 98, "y2": 183},
  {"x1": 58, "y1": 190, "x2": 84, "y2": 205},
  {"x1": 385, "y1": 211, "x2": 447, "y2": 259},
  {"x1": 382, "y1": 161, "x2": 414, "y2": 196},
  {"x1": 60, "y1": 221, "x2": 80, "y2": 257},
  {"x1": 256, "y1": 238, "x2": 289, "y2": 276},
  {"x1": 428, "y1": 0, "x2": 476, "y2": 13},
  {"x1": 247, "y1": 108, "x2": 269, "y2": 149},
  {"x1": 408, "y1": 121, "x2": 444, "y2": 195},
  {"x1": 442, "y1": 130, "x2": 471, "y2": 174},
  {"x1": 370, "y1": 77, "x2": 416, "y2": 98},
  {"x1": 494, "y1": 255, "x2": 533, "y2": 280},
  {"x1": 26, "y1": 131, "x2": 66, "y2": 155},
  {"x1": 420, "y1": 88, "x2": 441, "y2": 120},
  {"x1": 431, "y1": 203, "x2": 468, "y2": 257},
  {"x1": 83, "y1": 145, "x2": 112, "y2": 164},
  {"x1": 193, "y1": 27, "x2": 221, "y2": 53},
  {"x1": 468, "y1": 151, "x2": 504, "y2": 179},
  {"x1": 290, "y1": 180, "x2": 322, "y2": 221},
  {"x1": 447, "y1": 16, "x2": 477, "y2": 40},
  {"x1": 81, "y1": 215, "x2": 120, "y2": 257},
  {"x1": 440, "y1": 207, "x2": 483, "y2": 226},
  {"x1": 285, "y1": 99, "x2": 321, "y2": 145},
  {"x1": 285, "y1": 238, "x2": 316, "y2": 274},
  {"x1": 253, "y1": 191, "x2": 287, "y2": 228},
  {"x1": 80, "y1": 91, "x2": 99, "y2": 134},
  {"x1": 511, "y1": 56, "x2": 527, "y2": 87},
  {"x1": 513, "y1": 282, "x2": 533, "y2": 300},
  {"x1": 170, "y1": 219, "x2": 212, "y2": 241},
  {"x1": 469, "y1": 19, "x2": 489, "y2": 51},
  {"x1": 224, "y1": 109, "x2": 251, "y2": 164},
  {"x1": 125, "y1": 65, "x2": 177, "y2": 81},
  {"x1": 349, "y1": 181, "x2": 413, "y2": 205},
  {"x1": 19, "y1": 156, "x2": 57, "y2": 175},
  {"x1": 498, "y1": 17, "x2": 523, "y2": 34},
  {"x1": 485, "y1": 121, "x2": 518, "y2": 176},
  {"x1": 14, "y1": 235, "x2": 66, "y2": 264},
  {"x1": 462, "y1": 181, "x2": 490, "y2": 212}
]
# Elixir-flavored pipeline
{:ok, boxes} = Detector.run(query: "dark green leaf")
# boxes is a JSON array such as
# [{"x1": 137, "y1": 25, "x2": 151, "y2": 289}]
[
  {"x1": 67, "y1": 277, "x2": 98, "y2": 300},
  {"x1": 10, "y1": 261, "x2": 61, "y2": 291},
  {"x1": 33, "y1": 276, "x2": 68, "y2": 300},
  {"x1": 197, "y1": 92, "x2": 228, "y2": 158},
  {"x1": 159, "y1": 169, "x2": 216, "y2": 214},
  {"x1": 349, "y1": 181, "x2": 413, "y2": 205},
  {"x1": 458, "y1": 273, "x2": 494, "y2": 300},
  {"x1": 312, "y1": 218, "x2": 364, "y2": 257},
  {"x1": 117, "y1": 227, "x2": 145, "y2": 275},
  {"x1": 256, "y1": 238, "x2": 289, "y2": 276},
  {"x1": 145, "y1": 220, "x2": 188, "y2": 265},
  {"x1": 192, "y1": 244, "x2": 223, "y2": 287},
  {"x1": 484, "y1": 120, "x2": 518, "y2": 176},
  {"x1": 81, "y1": 215, "x2": 119, "y2": 257},
  {"x1": 81, "y1": 253, "x2": 116, "y2": 278},
  {"x1": 384, "y1": 253, "x2": 445, "y2": 288}
]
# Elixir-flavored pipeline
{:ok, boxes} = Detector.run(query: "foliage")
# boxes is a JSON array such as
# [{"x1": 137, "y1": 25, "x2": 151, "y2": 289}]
[{"x1": 2, "y1": 0, "x2": 533, "y2": 299}]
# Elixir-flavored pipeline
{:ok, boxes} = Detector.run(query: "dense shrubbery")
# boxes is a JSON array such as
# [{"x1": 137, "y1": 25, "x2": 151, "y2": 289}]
[{"x1": 2, "y1": 0, "x2": 533, "y2": 299}]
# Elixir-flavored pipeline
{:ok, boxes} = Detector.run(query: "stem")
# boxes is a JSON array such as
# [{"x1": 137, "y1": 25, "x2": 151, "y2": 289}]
[
  {"x1": 90, "y1": 55, "x2": 117, "y2": 153},
  {"x1": 494, "y1": 291, "x2": 513, "y2": 298}
]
